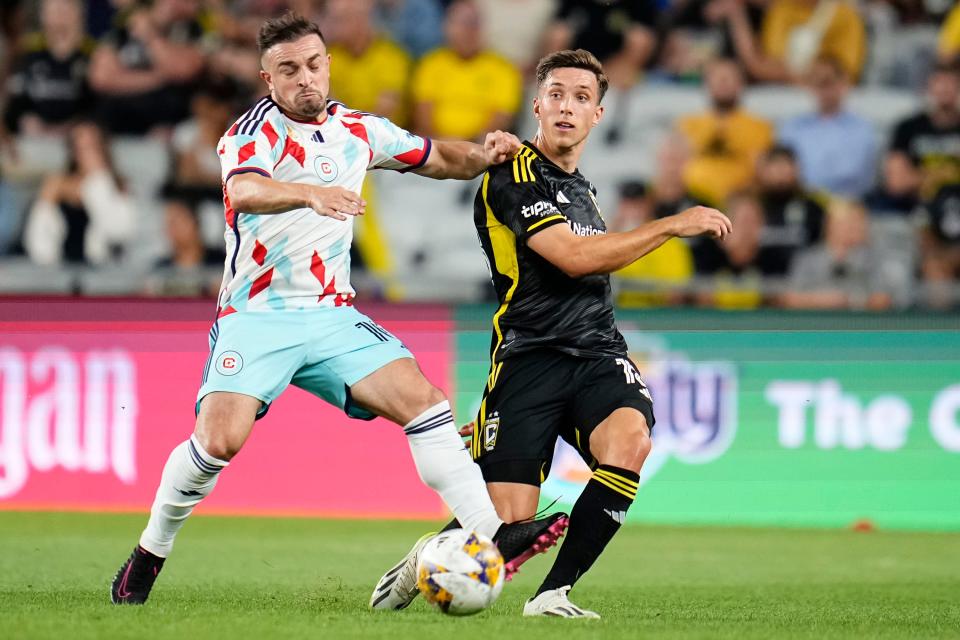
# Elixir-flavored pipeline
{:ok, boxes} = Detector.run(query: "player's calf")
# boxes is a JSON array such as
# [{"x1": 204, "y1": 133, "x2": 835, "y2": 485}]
[{"x1": 530, "y1": 409, "x2": 650, "y2": 609}]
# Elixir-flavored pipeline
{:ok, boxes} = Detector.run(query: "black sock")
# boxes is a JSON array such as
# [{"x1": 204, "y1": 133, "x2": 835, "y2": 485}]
[
  {"x1": 537, "y1": 464, "x2": 638, "y2": 596},
  {"x1": 440, "y1": 518, "x2": 460, "y2": 532}
]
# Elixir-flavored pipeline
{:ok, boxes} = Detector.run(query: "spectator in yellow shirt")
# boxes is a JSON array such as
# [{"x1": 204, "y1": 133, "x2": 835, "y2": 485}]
[
  {"x1": 676, "y1": 59, "x2": 774, "y2": 207},
  {"x1": 940, "y1": 3, "x2": 960, "y2": 62},
  {"x1": 411, "y1": 0, "x2": 522, "y2": 140},
  {"x1": 611, "y1": 181, "x2": 694, "y2": 308},
  {"x1": 325, "y1": 0, "x2": 412, "y2": 125},
  {"x1": 717, "y1": 0, "x2": 866, "y2": 83}
]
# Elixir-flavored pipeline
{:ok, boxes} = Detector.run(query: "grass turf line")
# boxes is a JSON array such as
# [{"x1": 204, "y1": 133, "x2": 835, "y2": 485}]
[{"x1": 1, "y1": 512, "x2": 958, "y2": 640}]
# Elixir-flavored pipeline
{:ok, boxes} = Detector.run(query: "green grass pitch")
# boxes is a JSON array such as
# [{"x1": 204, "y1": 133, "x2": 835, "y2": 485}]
[{"x1": 1, "y1": 512, "x2": 958, "y2": 639}]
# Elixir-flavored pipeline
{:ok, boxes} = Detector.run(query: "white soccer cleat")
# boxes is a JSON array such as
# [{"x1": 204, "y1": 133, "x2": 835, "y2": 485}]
[
  {"x1": 369, "y1": 532, "x2": 436, "y2": 610},
  {"x1": 522, "y1": 586, "x2": 601, "y2": 619}
]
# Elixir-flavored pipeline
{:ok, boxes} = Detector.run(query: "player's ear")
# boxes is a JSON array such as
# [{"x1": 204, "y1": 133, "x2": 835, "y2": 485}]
[
  {"x1": 533, "y1": 96, "x2": 541, "y2": 122},
  {"x1": 591, "y1": 104, "x2": 604, "y2": 128},
  {"x1": 259, "y1": 69, "x2": 273, "y2": 92}
]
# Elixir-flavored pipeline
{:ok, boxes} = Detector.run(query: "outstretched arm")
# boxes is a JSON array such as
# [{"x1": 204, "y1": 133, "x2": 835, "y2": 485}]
[
  {"x1": 527, "y1": 206, "x2": 732, "y2": 278},
  {"x1": 414, "y1": 131, "x2": 521, "y2": 180}
]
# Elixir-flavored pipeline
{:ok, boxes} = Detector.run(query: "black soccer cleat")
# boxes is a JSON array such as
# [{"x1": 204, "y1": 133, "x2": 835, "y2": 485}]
[
  {"x1": 110, "y1": 546, "x2": 165, "y2": 605},
  {"x1": 493, "y1": 512, "x2": 569, "y2": 581}
]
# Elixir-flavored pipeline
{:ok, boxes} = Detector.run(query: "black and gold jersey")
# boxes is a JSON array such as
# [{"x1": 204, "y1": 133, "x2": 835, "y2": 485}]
[{"x1": 474, "y1": 141, "x2": 628, "y2": 363}]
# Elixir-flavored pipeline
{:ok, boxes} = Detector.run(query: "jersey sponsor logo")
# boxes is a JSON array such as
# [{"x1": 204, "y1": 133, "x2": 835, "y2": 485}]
[
  {"x1": 521, "y1": 201, "x2": 560, "y2": 219},
  {"x1": 484, "y1": 411, "x2": 500, "y2": 451},
  {"x1": 313, "y1": 155, "x2": 339, "y2": 183},
  {"x1": 216, "y1": 351, "x2": 243, "y2": 376},
  {"x1": 569, "y1": 221, "x2": 605, "y2": 236}
]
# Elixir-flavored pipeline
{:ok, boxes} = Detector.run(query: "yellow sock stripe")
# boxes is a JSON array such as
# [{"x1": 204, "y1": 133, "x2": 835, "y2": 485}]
[
  {"x1": 595, "y1": 468, "x2": 639, "y2": 490},
  {"x1": 591, "y1": 474, "x2": 637, "y2": 500},
  {"x1": 593, "y1": 474, "x2": 637, "y2": 498}
]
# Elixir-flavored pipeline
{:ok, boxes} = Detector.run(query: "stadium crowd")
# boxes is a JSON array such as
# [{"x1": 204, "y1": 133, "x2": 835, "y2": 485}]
[{"x1": 0, "y1": 0, "x2": 958, "y2": 309}]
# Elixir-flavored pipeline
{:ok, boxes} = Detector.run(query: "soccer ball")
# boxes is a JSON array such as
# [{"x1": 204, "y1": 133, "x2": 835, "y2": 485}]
[{"x1": 416, "y1": 529, "x2": 505, "y2": 616}]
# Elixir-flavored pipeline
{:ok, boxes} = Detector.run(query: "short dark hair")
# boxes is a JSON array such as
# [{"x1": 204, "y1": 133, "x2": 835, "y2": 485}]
[
  {"x1": 931, "y1": 58, "x2": 960, "y2": 79},
  {"x1": 258, "y1": 12, "x2": 325, "y2": 56},
  {"x1": 810, "y1": 55, "x2": 848, "y2": 80},
  {"x1": 536, "y1": 49, "x2": 608, "y2": 102},
  {"x1": 763, "y1": 144, "x2": 797, "y2": 163}
]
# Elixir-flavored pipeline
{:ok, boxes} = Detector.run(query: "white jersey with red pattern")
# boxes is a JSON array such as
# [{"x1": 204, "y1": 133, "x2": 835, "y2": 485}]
[{"x1": 216, "y1": 97, "x2": 431, "y2": 313}]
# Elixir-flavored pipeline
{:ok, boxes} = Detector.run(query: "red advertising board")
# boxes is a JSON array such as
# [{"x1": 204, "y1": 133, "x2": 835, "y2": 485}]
[{"x1": 0, "y1": 299, "x2": 450, "y2": 519}]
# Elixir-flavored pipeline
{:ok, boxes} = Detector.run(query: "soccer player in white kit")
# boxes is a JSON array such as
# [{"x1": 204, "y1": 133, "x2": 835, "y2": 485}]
[{"x1": 110, "y1": 13, "x2": 568, "y2": 605}]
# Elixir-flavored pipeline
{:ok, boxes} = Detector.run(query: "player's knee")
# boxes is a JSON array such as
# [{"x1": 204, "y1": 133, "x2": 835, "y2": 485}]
[
  {"x1": 594, "y1": 416, "x2": 651, "y2": 473},
  {"x1": 194, "y1": 430, "x2": 242, "y2": 461},
  {"x1": 406, "y1": 383, "x2": 447, "y2": 418}
]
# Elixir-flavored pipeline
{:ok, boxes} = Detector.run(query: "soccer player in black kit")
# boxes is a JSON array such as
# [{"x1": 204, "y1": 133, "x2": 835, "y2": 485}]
[{"x1": 371, "y1": 49, "x2": 732, "y2": 618}]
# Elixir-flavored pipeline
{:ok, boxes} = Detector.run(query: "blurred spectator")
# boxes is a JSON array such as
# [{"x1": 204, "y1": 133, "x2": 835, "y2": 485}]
[
  {"x1": 204, "y1": 0, "x2": 290, "y2": 101},
  {"x1": 171, "y1": 79, "x2": 235, "y2": 198},
  {"x1": 779, "y1": 56, "x2": 877, "y2": 199},
  {"x1": 89, "y1": 0, "x2": 206, "y2": 135},
  {"x1": 756, "y1": 145, "x2": 825, "y2": 274},
  {"x1": 0, "y1": 0, "x2": 25, "y2": 156},
  {"x1": 326, "y1": 0, "x2": 412, "y2": 124},
  {"x1": 543, "y1": 0, "x2": 656, "y2": 89},
  {"x1": 916, "y1": 183, "x2": 960, "y2": 309},
  {"x1": 693, "y1": 190, "x2": 782, "y2": 308},
  {"x1": 940, "y1": 3, "x2": 960, "y2": 62},
  {"x1": 781, "y1": 199, "x2": 910, "y2": 309},
  {"x1": 864, "y1": 152, "x2": 921, "y2": 217},
  {"x1": 376, "y1": 0, "x2": 444, "y2": 59},
  {"x1": 889, "y1": 60, "x2": 960, "y2": 201},
  {"x1": 646, "y1": 133, "x2": 701, "y2": 219},
  {"x1": 611, "y1": 180, "x2": 694, "y2": 308},
  {"x1": 144, "y1": 189, "x2": 224, "y2": 297},
  {"x1": 23, "y1": 122, "x2": 134, "y2": 265},
  {"x1": 660, "y1": 0, "x2": 766, "y2": 80},
  {"x1": 477, "y1": 0, "x2": 557, "y2": 74},
  {"x1": 411, "y1": 0, "x2": 521, "y2": 140},
  {"x1": 677, "y1": 58, "x2": 773, "y2": 207},
  {"x1": 719, "y1": 0, "x2": 866, "y2": 83},
  {"x1": 3, "y1": 0, "x2": 95, "y2": 136}
]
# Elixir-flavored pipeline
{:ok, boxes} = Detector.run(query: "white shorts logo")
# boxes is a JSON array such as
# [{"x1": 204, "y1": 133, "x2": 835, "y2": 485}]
[
  {"x1": 314, "y1": 155, "x2": 339, "y2": 183},
  {"x1": 216, "y1": 351, "x2": 243, "y2": 376}
]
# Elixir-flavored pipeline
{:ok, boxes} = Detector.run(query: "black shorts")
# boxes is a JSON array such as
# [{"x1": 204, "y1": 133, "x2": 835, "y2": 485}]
[{"x1": 470, "y1": 349, "x2": 655, "y2": 486}]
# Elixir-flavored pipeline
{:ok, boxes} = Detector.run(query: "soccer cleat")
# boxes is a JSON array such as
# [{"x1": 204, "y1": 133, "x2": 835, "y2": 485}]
[
  {"x1": 369, "y1": 532, "x2": 436, "y2": 610},
  {"x1": 493, "y1": 512, "x2": 569, "y2": 580},
  {"x1": 110, "y1": 546, "x2": 165, "y2": 605},
  {"x1": 523, "y1": 586, "x2": 601, "y2": 619}
]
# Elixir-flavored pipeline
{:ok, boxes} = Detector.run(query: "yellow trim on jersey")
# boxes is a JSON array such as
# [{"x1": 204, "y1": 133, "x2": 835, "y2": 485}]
[
  {"x1": 512, "y1": 147, "x2": 538, "y2": 183},
  {"x1": 527, "y1": 214, "x2": 565, "y2": 233}
]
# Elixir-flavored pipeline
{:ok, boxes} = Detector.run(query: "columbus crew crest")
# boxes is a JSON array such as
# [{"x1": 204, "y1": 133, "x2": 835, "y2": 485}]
[{"x1": 483, "y1": 412, "x2": 500, "y2": 451}]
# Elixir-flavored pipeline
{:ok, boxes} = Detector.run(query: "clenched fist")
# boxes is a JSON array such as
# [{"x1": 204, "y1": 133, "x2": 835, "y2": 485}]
[{"x1": 483, "y1": 130, "x2": 522, "y2": 165}]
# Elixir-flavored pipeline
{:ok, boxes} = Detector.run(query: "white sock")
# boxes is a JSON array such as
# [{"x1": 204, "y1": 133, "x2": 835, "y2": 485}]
[
  {"x1": 404, "y1": 401, "x2": 502, "y2": 538},
  {"x1": 139, "y1": 435, "x2": 228, "y2": 557}
]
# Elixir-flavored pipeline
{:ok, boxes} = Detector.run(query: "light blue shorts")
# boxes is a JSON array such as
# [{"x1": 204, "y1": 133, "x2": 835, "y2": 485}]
[{"x1": 196, "y1": 306, "x2": 412, "y2": 421}]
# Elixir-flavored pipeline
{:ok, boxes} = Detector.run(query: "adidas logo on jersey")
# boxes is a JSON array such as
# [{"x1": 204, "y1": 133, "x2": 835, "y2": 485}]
[{"x1": 557, "y1": 190, "x2": 571, "y2": 204}]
